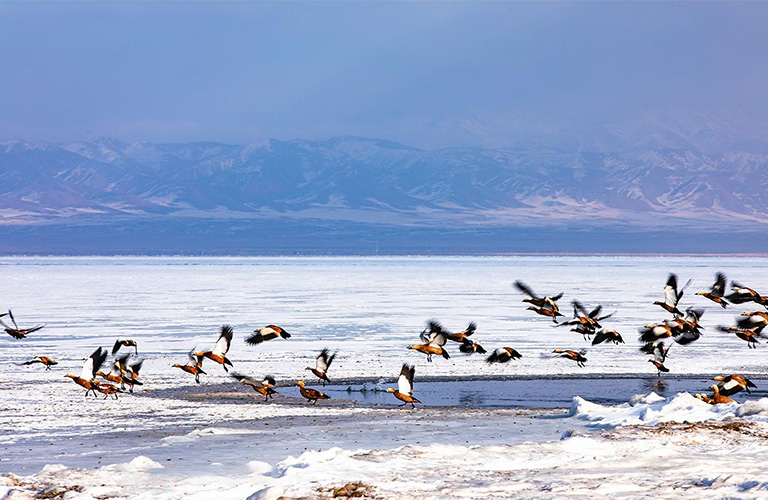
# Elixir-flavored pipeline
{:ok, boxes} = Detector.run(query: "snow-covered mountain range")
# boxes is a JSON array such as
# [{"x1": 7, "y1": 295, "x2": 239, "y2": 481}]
[
  {"x1": 0, "y1": 134, "x2": 766, "y2": 253},
  {"x1": 2, "y1": 135, "x2": 767, "y2": 224}
]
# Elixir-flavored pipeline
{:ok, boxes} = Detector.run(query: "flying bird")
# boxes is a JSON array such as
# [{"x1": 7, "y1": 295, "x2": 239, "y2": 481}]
[
  {"x1": 713, "y1": 374, "x2": 757, "y2": 397},
  {"x1": 195, "y1": 325, "x2": 234, "y2": 372},
  {"x1": 0, "y1": 310, "x2": 44, "y2": 340},
  {"x1": 65, "y1": 347, "x2": 108, "y2": 397},
  {"x1": 306, "y1": 349, "x2": 337, "y2": 386},
  {"x1": 485, "y1": 347, "x2": 522, "y2": 364},
  {"x1": 696, "y1": 273, "x2": 729, "y2": 308},
  {"x1": 513, "y1": 281, "x2": 564, "y2": 312},
  {"x1": 653, "y1": 274, "x2": 691, "y2": 316},
  {"x1": 386, "y1": 363, "x2": 421, "y2": 408},
  {"x1": 21, "y1": 356, "x2": 58, "y2": 370},
  {"x1": 231, "y1": 373, "x2": 278, "y2": 401},
  {"x1": 408, "y1": 328, "x2": 450, "y2": 362},
  {"x1": 245, "y1": 325, "x2": 292, "y2": 345},
  {"x1": 591, "y1": 329, "x2": 624, "y2": 346},
  {"x1": 112, "y1": 339, "x2": 138, "y2": 355},
  {"x1": 459, "y1": 338, "x2": 487, "y2": 354},
  {"x1": 172, "y1": 350, "x2": 207, "y2": 383},
  {"x1": 552, "y1": 349, "x2": 587, "y2": 367}
]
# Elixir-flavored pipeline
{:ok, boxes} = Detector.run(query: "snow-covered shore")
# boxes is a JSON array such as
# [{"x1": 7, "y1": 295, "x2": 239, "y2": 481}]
[
  {"x1": 3, "y1": 256, "x2": 768, "y2": 498},
  {"x1": 3, "y1": 391, "x2": 768, "y2": 499}
]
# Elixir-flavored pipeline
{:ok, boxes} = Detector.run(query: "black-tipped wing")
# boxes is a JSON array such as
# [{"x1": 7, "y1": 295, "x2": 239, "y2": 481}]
[
  {"x1": 398, "y1": 364, "x2": 415, "y2": 395},
  {"x1": 129, "y1": 359, "x2": 144, "y2": 376},
  {"x1": 8, "y1": 310, "x2": 18, "y2": 329},
  {"x1": 316, "y1": 349, "x2": 336, "y2": 372},
  {"x1": 712, "y1": 273, "x2": 727, "y2": 297},
  {"x1": 213, "y1": 325, "x2": 233, "y2": 356},
  {"x1": 513, "y1": 280, "x2": 538, "y2": 299},
  {"x1": 664, "y1": 274, "x2": 679, "y2": 306}
]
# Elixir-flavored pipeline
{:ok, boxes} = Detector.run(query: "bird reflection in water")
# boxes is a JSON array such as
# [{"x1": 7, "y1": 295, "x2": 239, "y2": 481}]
[
  {"x1": 459, "y1": 390, "x2": 486, "y2": 406},
  {"x1": 644, "y1": 378, "x2": 667, "y2": 394}
]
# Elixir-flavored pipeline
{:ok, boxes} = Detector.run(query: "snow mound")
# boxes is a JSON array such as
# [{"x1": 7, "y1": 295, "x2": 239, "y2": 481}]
[
  {"x1": 128, "y1": 456, "x2": 164, "y2": 471},
  {"x1": 569, "y1": 392, "x2": 749, "y2": 428}
]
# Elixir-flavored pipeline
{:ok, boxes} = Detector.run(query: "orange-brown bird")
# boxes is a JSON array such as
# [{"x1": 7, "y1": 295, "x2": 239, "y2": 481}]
[
  {"x1": 172, "y1": 350, "x2": 207, "y2": 383},
  {"x1": 21, "y1": 356, "x2": 58, "y2": 370},
  {"x1": 296, "y1": 380, "x2": 330, "y2": 404},
  {"x1": 386, "y1": 363, "x2": 421, "y2": 408},
  {"x1": 65, "y1": 347, "x2": 108, "y2": 397},
  {"x1": 194, "y1": 325, "x2": 234, "y2": 372},
  {"x1": 408, "y1": 328, "x2": 450, "y2": 362},
  {"x1": 245, "y1": 325, "x2": 291, "y2": 345},
  {"x1": 232, "y1": 373, "x2": 278, "y2": 401},
  {"x1": 306, "y1": 349, "x2": 336, "y2": 386},
  {"x1": 653, "y1": 274, "x2": 691, "y2": 317},
  {"x1": 718, "y1": 325, "x2": 763, "y2": 348},
  {"x1": 514, "y1": 281, "x2": 564, "y2": 314},
  {"x1": 696, "y1": 273, "x2": 728, "y2": 308},
  {"x1": 713, "y1": 374, "x2": 757, "y2": 397},
  {"x1": 485, "y1": 347, "x2": 522, "y2": 364},
  {"x1": 552, "y1": 349, "x2": 587, "y2": 367},
  {"x1": 591, "y1": 329, "x2": 624, "y2": 346},
  {"x1": 0, "y1": 310, "x2": 44, "y2": 340}
]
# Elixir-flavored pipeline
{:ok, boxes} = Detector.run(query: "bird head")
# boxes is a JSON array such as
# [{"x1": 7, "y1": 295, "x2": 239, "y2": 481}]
[
  {"x1": 386, "y1": 388, "x2": 395, "y2": 393},
  {"x1": 296, "y1": 380, "x2": 305, "y2": 388}
]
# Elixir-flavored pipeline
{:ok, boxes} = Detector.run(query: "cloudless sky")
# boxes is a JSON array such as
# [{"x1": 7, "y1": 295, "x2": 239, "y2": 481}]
[{"x1": 1, "y1": 1, "x2": 767, "y2": 147}]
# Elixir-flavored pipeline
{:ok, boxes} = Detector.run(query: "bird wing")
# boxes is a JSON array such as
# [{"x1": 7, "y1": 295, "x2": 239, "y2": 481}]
[
  {"x1": 664, "y1": 274, "x2": 679, "y2": 306},
  {"x1": 262, "y1": 375, "x2": 276, "y2": 387},
  {"x1": 591, "y1": 330, "x2": 608, "y2": 345},
  {"x1": 82, "y1": 347, "x2": 108, "y2": 380},
  {"x1": 316, "y1": 349, "x2": 331, "y2": 372},
  {"x1": 678, "y1": 278, "x2": 692, "y2": 300},
  {"x1": 513, "y1": 281, "x2": 538, "y2": 299},
  {"x1": 129, "y1": 359, "x2": 144, "y2": 376},
  {"x1": 213, "y1": 325, "x2": 233, "y2": 356},
  {"x1": 429, "y1": 333, "x2": 447, "y2": 347},
  {"x1": 8, "y1": 310, "x2": 18, "y2": 329},
  {"x1": 571, "y1": 300, "x2": 587, "y2": 318},
  {"x1": 712, "y1": 273, "x2": 727, "y2": 296},
  {"x1": 398, "y1": 364, "x2": 415, "y2": 395}
]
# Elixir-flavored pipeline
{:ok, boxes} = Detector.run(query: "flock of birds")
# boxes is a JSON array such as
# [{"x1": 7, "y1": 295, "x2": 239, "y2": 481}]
[{"x1": 4, "y1": 271, "x2": 768, "y2": 407}]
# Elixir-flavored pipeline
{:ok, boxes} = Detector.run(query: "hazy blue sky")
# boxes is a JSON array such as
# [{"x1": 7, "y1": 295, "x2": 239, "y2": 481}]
[{"x1": 2, "y1": 1, "x2": 767, "y2": 147}]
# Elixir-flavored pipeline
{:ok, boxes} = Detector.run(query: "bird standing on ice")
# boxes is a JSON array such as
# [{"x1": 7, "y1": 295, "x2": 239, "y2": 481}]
[{"x1": 296, "y1": 380, "x2": 330, "y2": 404}]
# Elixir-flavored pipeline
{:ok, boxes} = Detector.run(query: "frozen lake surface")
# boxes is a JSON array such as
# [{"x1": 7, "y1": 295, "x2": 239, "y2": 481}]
[{"x1": 2, "y1": 256, "x2": 768, "y2": 498}]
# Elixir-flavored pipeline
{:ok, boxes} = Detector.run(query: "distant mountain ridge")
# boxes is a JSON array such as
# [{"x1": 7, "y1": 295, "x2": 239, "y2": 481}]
[{"x1": 1, "y1": 135, "x2": 767, "y2": 232}]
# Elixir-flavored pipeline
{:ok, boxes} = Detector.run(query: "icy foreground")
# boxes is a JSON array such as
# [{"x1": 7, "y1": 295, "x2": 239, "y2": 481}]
[
  {"x1": 3, "y1": 393, "x2": 768, "y2": 499},
  {"x1": 3, "y1": 256, "x2": 768, "y2": 498}
]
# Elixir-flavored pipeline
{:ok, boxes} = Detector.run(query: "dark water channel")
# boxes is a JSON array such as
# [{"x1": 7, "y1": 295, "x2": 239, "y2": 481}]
[{"x1": 323, "y1": 376, "x2": 768, "y2": 409}]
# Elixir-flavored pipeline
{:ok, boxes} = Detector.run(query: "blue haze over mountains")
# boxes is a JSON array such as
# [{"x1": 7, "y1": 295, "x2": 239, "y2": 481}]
[{"x1": 2, "y1": 120, "x2": 768, "y2": 255}]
